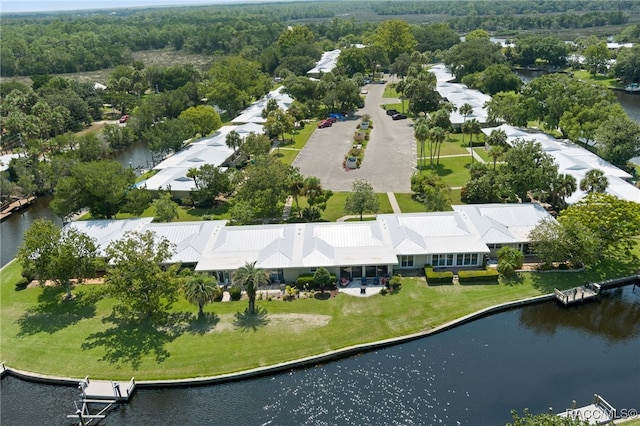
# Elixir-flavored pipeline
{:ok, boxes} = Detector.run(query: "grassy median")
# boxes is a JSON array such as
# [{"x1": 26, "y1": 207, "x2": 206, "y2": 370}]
[{"x1": 2, "y1": 250, "x2": 638, "y2": 381}]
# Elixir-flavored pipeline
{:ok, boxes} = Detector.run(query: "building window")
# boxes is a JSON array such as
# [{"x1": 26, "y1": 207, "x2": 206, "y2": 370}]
[
  {"x1": 456, "y1": 254, "x2": 464, "y2": 265},
  {"x1": 400, "y1": 255, "x2": 414, "y2": 268},
  {"x1": 270, "y1": 269, "x2": 284, "y2": 283}
]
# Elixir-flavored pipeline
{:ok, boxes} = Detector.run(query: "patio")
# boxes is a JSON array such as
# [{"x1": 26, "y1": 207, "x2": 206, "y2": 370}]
[{"x1": 337, "y1": 277, "x2": 385, "y2": 297}]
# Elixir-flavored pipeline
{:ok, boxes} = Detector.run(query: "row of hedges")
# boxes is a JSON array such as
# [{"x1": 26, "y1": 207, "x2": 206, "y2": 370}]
[
  {"x1": 425, "y1": 267, "x2": 454, "y2": 284},
  {"x1": 295, "y1": 273, "x2": 338, "y2": 290},
  {"x1": 457, "y1": 269, "x2": 499, "y2": 283}
]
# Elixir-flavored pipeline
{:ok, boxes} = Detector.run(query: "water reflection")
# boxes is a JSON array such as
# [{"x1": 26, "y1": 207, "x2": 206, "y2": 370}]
[
  {"x1": 2, "y1": 286, "x2": 639, "y2": 426},
  {"x1": 519, "y1": 287, "x2": 640, "y2": 342}
]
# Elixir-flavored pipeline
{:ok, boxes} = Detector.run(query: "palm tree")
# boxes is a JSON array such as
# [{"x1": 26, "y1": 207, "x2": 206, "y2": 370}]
[
  {"x1": 579, "y1": 169, "x2": 608, "y2": 193},
  {"x1": 225, "y1": 130, "x2": 242, "y2": 155},
  {"x1": 430, "y1": 126, "x2": 446, "y2": 165},
  {"x1": 414, "y1": 116, "x2": 430, "y2": 168},
  {"x1": 488, "y1": 145, "x2": 504, "y2": 170},
  {"x1": 184, "y1": 273, "x2": 221, "y2": 319},
  {"x1": 302, "y1": 206, "x2": 321, "y2": 222},
  {"x1": 232, "y1": 261, "x2": 270, "y2": 315},
  {"x1": 554, "y1": 173, "x2": 577, "y2": 209},
  {"x1": 465, "y1": 118, "x2": 481, "y2": 163},
  {"x1": 459, "y1": 103, "x2": 473, "y2": 145},
  {"x1": 288, "y1": 170, "x2": 305, "y2": 216},
  {"x1": 496, "y1": 246, "x2": 524, "y2": 277},
  {"x1": 485, "y1": 129, "x2": 507, "y2": 148},
  {"x1": 485, "y1": 129, "x2": 508, "y2": 170},
  {"x1": 395, "y1": 79, "x2": 407, "y2": 113}
]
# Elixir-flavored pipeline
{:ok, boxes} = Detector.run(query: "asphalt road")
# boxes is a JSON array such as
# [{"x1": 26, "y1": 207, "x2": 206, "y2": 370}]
[{"x1": 293, "y1": 79, "x2": 416, "y2": 192}]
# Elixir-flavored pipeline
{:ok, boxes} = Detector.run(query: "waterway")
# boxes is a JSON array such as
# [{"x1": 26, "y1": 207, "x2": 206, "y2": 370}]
[
  {"x1": 2, "y1": 284, "x2": 639, "y2": 425},
  {"x1": 0, "y1": 140, "x2": 154, "y2": 268}
]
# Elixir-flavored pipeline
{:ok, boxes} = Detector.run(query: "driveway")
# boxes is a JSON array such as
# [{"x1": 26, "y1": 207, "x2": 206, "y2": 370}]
[{"x1": 293, "y1": 79, "x2": 416, "y2": 192}]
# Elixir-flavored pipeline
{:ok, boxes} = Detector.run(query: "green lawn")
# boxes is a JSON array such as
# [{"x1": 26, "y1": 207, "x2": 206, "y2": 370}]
[
  {"x1": 416, "y1": 139, "x2": 470, "y2": 160},
  {"x1": 394, "y1": 193, "x2": 426, "y2": 213},
  {"x1": 318, "y1": 192, "x2": 393, "y2": 221},
  {"x1": 271, "y1": 148, "x2": 300, "y2": 165},
  {"x1": 282, "y1": 120, "x2": 319, "y2": 150},
  {"x1": 419, "y1": 156, "x2": 472, "y2": 188},
  {"x1": 383, "y1": 86, "x2": 399, "y2": 98},
  {"x1": 3, "y1": 252, "x2": 637, "y2": 380},
  {"x1": 473, "y1": 147, "x2": 491, "y2": 162},
  {"x1": 572, "y1": 69, "x2": 620, "y2": 89}
]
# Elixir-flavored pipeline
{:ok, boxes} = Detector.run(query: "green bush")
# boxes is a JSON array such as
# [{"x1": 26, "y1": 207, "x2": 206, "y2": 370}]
[
  {"x1": 228, "y1": 285, "x2": 242, "y2": 301},
  {"x1": 425, "y1": 267, "x2": 454, "y2": 284},
  {"x1": 457, "y1": 269, "x2": 499, "y2": 283},
  {"x1": 295, "y1": 273, "x2": 337, "y2": 290}
]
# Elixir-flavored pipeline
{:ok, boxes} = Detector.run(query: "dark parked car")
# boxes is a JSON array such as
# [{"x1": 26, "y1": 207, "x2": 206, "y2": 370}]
[
  {"x1": 386, "y1": 109, "x2": 398, "y2": 116},
  {"x1": 317, "y1": 120, "x2": 333, "y2": 128},
  {"x1": 392, "y1": 113, "x2": 407, "y2": 120}
]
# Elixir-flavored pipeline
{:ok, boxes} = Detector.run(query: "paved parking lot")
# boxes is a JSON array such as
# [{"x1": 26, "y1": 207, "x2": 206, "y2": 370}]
[{"x1": 293, "y1": 80, "x2": 416, "y2": 192}]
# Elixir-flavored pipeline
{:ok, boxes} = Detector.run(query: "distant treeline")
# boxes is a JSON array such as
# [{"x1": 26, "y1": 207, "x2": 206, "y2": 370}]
[
  {"x1": 0, "y1": 3, "x2": 337, "y2": 77},
  {"x1": 1, "y1": 0, "x2": 637, "y2": 77},
  {"x1": 371, "y1": 0, "x2": 636, "y2": 16}
]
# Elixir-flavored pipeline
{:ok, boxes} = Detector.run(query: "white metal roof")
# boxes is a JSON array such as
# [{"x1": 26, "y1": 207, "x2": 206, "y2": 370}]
[
  {"x1": 482, "y1": 125, "x2": 640, "y2": 204},
  {"x1": 231, "y1": 87, "x2": 293, "y2": 124},
  {"x1": 378, "y1": 212, "x2": 490, "y2": 255},
  {"x1": 69, "y1": 205, "x2": 557, "y2": 272},
  {"x1": 146, "y1": 221, "x2": 225, "y2": 264},
  {"x1": 65, "y1": 218, "x2": 154, "y2": 256},
  {"x1": 307, "y1": 49, "x2": 341, "y2": 75},
  {"x1": 453, "y1": 204, "x2": 552, "y2": 244}
]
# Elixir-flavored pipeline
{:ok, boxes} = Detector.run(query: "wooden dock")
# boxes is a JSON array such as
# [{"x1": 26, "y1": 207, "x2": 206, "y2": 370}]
[
  {"x1": 557, "y1": 394, "x2": 616, "y2": 425},
  {"x1": 0, "y1": 195, "x2": 36, "y2": 221},
  {"x1": 78, "y1": 376, "x2": 136, "y2": 401},
  {"x1": 555, "y1": 282, "x2": 601, "y2": 306},
  {"x1": 67, "y1": 376, "x2": 136, "y2": 425}
]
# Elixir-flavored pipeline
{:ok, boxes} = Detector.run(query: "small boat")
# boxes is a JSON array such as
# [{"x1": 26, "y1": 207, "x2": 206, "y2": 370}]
[{"x1": 625, "y1": 83, "x2": 640, "y2": 92}]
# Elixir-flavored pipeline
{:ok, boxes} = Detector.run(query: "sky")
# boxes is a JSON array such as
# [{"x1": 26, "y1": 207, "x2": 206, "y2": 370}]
[{"x1": 1, "y1": 0, "x2": 248, "y2": 14}]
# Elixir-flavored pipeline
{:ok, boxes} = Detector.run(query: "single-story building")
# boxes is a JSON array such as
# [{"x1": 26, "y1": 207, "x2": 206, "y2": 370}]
[{"x1": 66, "y1": 204, "x2": 553, "y2": 285}]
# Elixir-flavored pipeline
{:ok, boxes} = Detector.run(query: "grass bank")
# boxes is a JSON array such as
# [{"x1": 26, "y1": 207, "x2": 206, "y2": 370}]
[{"x1": 2, "y1": 252, "x2": 638, "y2": 381}]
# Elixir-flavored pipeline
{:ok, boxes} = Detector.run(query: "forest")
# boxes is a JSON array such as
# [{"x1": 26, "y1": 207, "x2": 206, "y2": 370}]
[
  {"x1": 1, "y1": 0, "x2": 640, "y2": 224},
  {"x1": 3, "y1": 0, "x2": 640, "y2": 77}
]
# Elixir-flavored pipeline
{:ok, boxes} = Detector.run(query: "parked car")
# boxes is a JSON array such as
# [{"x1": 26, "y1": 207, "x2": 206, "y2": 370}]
[
  {"x1": 325, "y1": 116, "x2": 337, "y2": 124},
  {"x1": 360, "y1": 89, "x2": 368, "y2": 95},
  {"x1": 386, "y1": 109, "x2": 398, "y2": 116},
  {"x1": 119, "y1": 114, "x2": 129, "y2": 123},
  {"x1": 392, "y1": 113, "x2": 407, "y2": 120},
  {"x1": 317, "y1": 120, "x2": 333, "y2": 128},
  {"x1": 329, "y1": 112, "x2": 345, "y2": 121}
]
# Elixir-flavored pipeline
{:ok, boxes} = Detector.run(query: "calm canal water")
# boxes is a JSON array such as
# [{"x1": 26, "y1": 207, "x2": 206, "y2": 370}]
[
  {"x1": 0, "y1": 140, "x2": 153, "y2": 268},
  {"x1": 2, "y1": 285, "x2": 639, "y2": 425}
]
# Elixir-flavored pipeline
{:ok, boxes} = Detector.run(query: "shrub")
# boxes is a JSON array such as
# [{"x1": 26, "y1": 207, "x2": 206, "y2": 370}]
[
  {"x1": 425, "y1": 267, "x2": 454, "y2": 284},
  {"x1": 228, "y1": 285, "x2": 242, "y2": 301},
  {"x1": 379, "y1": 287, "x2": 388, "y2": 295},
  {"x1": 295, "y1": 273, "x2": 337, "y2": 290},
  {"x1": 213, "y1": 289, "x2": 224, "y2": 302},
  {"x1": 284, "y1": 285, "x2": 297, "y2": 300},
  {"x1": 389, "y1": 274, "x2": 402, "y2": 293},
  {"x1": 457, "y1": 269, "x2": 499, "y2": 283}
]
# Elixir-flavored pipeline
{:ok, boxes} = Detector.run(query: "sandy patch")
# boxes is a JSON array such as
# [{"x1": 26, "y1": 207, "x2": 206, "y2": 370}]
[{"x1": 211, "y1": 313, "x2": 331, "y2": 334}]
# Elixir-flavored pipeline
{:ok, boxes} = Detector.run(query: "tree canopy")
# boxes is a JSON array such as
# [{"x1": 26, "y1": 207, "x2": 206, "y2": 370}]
[
  {"x1": 103, "y1": 230, "x2": 182, "y2": 321},
  {"x1": 344, "y1": 179, "x2": 379, "y2": 220},
  {"x1": 50, "y1": 160, "x2": 136, "y2": 219},
  {"x1": 17, "y1": 219, "x2": 98, "y2": 299}
]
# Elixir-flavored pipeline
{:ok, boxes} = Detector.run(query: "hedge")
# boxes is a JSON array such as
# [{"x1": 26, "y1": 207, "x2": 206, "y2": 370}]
[
  {"x1": 295, "y1": 273, "x2": 338, "y2": 290},
  {"x1": 457, "y1": 269, "x2": 500, "y2": 283},
  {"x1": 425, "y1": 267, "x2": 454, "y2": 284}
]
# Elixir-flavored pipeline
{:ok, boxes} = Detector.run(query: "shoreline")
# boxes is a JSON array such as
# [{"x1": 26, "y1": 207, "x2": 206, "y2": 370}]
[
  {"x1": 3, "y1": 268, "x2": 637, "y2": 389},
  {"x1": 0, "y1": 293, "x2": 579, "y2": 388}
]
